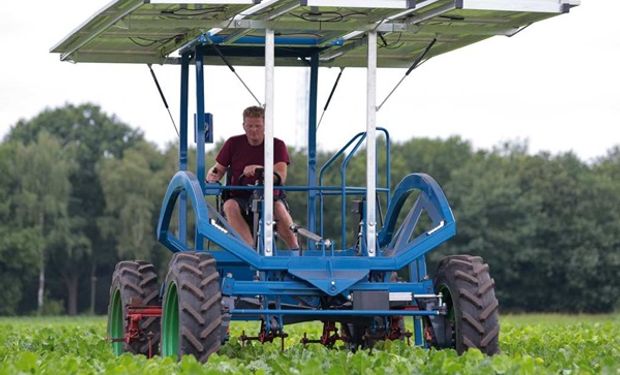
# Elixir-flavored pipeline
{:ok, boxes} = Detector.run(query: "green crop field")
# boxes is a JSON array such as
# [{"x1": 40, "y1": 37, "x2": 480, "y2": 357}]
[{"x1": 0, "y1": 315, "x2": 618, "y2": 374}]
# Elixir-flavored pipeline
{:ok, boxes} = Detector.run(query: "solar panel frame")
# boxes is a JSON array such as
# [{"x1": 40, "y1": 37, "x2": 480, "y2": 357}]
[{"x1": 50, "y1": 0, "x2": 578, "y2": 67}]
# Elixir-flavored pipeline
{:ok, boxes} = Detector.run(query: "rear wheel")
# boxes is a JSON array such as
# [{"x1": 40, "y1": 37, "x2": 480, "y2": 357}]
[
  {"x1": 107, "y1": 260, "x2": 160, "y2": 355},
  {"x1": 432, "y1": 255, "x2": 500, "y2": 355},
  {"x1": 161, "y1": 252, "x2": 222, "y2": 362}
]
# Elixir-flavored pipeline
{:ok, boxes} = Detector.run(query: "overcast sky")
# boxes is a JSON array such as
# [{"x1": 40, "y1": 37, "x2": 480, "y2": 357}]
[{"x1": 1, "y1": 1, "x2": 618, "y2": 161}]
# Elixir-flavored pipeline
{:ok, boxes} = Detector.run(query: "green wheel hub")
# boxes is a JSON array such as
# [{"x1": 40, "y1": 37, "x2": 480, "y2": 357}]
[
  {"x1": 109, "y1": 289, "x2": 123, "y2": 356},
  {"x1": 439, "y1": 285, "x2": 456, "y2": 346},
  {"x1": 162, "y1": 282, "x2": 179, "y2": 357}
]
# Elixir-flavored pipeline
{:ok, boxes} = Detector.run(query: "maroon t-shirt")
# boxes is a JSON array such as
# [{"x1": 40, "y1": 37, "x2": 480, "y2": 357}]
[{"x1": 216, "y1": 135, "x2": 290, "y2": 197}]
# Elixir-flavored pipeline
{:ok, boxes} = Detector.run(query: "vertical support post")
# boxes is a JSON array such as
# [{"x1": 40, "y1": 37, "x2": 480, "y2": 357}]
[
  {"x1": 414, "y1": 317, "x2": 424, "y2": 346},
  {"x1": 195, "y1": 46, "x2": 206, "y2": 250},
  {"x1": 264, "y1": 28, "x2": 275, "y2": 256},
  {"x1": 409, "y1": 261, "x2": 419, "y2": 282},
  {"x1": 307, "y1": 51, "x2": 319, "y2": 248},
  {"x1": 179, "y1": 53, "x2": 190, "y2": 245},
  {"x1": 366, "y1": 31, "x2": 377, "y2": 257},
  {"x1": 417, "y1": 256, "x2": 427, "y2": 280}
]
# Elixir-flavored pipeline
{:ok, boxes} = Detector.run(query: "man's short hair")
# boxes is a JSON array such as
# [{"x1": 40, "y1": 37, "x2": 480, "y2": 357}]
[{"x1": 243, "y1": 106, "x2": 264, "y2": 121}]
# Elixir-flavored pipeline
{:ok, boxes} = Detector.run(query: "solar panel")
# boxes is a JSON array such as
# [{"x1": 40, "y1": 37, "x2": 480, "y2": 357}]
[{"x1": 51, "y1": 0, "x2": 579, "y2": 67}]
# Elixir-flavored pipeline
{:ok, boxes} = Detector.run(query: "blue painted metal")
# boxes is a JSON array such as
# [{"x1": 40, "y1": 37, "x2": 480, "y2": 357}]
[
  {"x1": 378, "y1": 173, "x2": 455, "y2": 248},
  {"x1": 178, "y1": 53, "x2": 189, "y2": 245},
  {"x1": 339, "y1": 131, "x2": 367, "y2": 248},
  {"x1": 208, "y1": 35, "x2": 321, "y2": 46},
  {"x1": 194, "y1": 113, "x2": 214, "y2": 144},
  {"x1": 414, "y1": 317, "x2": 424, "y2": 345},
  {"x1": 195, "y1": 48, "x2": 206, "y2": 191},
  {"x1": 157, "y1": 171, "x2": 455, "y2": 294},
  {"x1": 206, "y1": 184, "x2": 390, "y2": 194},
  {"x1": 317, "y1": 128, "x2": 391, "y2": 246},
  {"x1": 205, "y1": 113, "x2": 213, "y2": 144},
  {"x1": 221, "y1": 278, "x2": 434, "y2": 296},
  {"x1": 154, "y1": 43, "x2": 460, "y2": 347},
  {"x1": 307, "y1": 52, "x2": 319, "y2": 249},
  {"x1": 195, "y1": 46, "x2": 206, "y2": 250},
  {"x1": 319, "y1": 132, "x2": 363, "y2": 240},
  {"x1": 180, "y1": 33, "x2": 343, "y2": 55},
  {"x1": 230, "y1": 309, "x2": 439, "y2": 317}
]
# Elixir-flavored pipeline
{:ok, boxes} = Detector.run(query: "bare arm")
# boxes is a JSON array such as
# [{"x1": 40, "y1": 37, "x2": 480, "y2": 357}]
[
  {"x1": 274, "y1": 162, "x2": 288, "y2": 184},
  {"x1": 207, "y1": 162, "x2": 226, "y2": 182},
  {"x1": 240, "y1": 162, "x2": 288, "y2": 185}
]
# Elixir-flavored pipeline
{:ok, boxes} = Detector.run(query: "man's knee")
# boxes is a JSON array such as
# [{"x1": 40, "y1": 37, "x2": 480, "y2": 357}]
[
  {"x1": 274, "y1": 201, "x2": 292, "y2": 221},
  {"x1": 223, "y1": 199, "x2": 242, "y2": 217}
]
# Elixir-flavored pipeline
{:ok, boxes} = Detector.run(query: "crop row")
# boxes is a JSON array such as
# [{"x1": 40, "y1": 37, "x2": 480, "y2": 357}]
[{"x1": 0, "y1": 315, "x2": 618, "y2": 374}]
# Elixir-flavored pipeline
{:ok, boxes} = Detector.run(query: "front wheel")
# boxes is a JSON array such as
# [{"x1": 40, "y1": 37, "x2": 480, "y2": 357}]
[
  {"x1": 107, "y1": 260, "x2": 160, "y2": 356},
  {"x1": 431, "y1": 255, "x2": 499, "y2": 355},
  {"x1": 161, "y1": 252, "x2": 222, "y2": 362}
]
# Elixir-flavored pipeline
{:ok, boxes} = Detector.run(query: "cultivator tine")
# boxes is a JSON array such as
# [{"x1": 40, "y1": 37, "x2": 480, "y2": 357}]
[
  {"x1": 147, "y1": 332, "x2": 154, "y2": 358},
  {"x1": 240, "y1": 326, "x2": 288, "y2": 351},
  {"x1": 300, "y1": 322, "x2": 342, "y2": 348}
]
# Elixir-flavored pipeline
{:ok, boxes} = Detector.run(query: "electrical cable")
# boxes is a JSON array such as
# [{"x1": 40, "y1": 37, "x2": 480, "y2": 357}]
[
  {"x1": 290, "y1": 11, "x2": 367, "y2": 23},
  {"x1": 160, "y1": 7, "x2": 227, "y2": 18},
  {"x1": 128, "y1": 34, "x2": 183, "y2": 48}
]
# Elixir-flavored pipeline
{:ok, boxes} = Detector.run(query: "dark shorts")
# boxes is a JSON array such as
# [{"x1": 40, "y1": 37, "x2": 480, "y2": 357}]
[{"x1": 225, "y1": 192, "x2": 289, "y2": 222}]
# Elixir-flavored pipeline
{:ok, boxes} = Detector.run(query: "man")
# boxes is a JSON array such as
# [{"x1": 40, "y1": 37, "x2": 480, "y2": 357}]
[{"x1": 206, "y1": 106, "x2": 299, "y2": 249}]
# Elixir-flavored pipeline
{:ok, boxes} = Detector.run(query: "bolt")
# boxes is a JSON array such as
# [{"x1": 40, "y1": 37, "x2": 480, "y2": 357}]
[
  {"x1": 331, "y1": 280, "x2": 336, "y2": 286},
  {"x1": 226, "y1": 273, "x2": 233, "y2": 278}
]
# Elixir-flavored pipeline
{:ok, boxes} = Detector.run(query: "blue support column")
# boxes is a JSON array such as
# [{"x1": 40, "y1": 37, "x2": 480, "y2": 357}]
[
  {"x1": 414, "y1": 317, "x2": 424, "y2": 346},
  {"x1": 178, "y1": 53, "x2": 189, "y2": 246},
  {"x1": 306, "y1": 52, "x2": 319, "y2": 249},
  {"x1": 195, "y1": 47, "x2": 206, "y2": 250}
]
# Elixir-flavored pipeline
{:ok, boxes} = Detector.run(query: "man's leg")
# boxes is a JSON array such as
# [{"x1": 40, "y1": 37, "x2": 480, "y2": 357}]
[
  {"x1": 223, "y1": 199, "x2": 254, "y2": 246},
  {"x1": 274, "y1": 200, "x2": 299, "y2": 249}
]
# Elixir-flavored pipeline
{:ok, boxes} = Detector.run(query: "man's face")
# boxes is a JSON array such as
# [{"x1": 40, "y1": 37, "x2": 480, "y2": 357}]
[{"x1": 243, "y1": 116, "x2": 264, "y2": 145}]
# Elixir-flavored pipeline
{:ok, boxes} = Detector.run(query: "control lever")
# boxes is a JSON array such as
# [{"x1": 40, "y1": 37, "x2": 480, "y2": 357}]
[{"x1": 289, "y1": 224, "x2": 332, "y2": 247}]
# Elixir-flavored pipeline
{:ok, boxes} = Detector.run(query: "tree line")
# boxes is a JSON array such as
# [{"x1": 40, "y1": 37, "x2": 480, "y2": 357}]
[{"x1": 0, "y1": 103, "x2": 618, "y2": 315}]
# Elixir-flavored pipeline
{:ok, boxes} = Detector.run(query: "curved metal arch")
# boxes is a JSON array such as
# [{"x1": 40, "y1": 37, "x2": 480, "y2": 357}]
[
  {"x1": 156, "y1": 171, "x2": 263, "y2": 266},
  {"x1": 378, "y1": 173, "x2": 456, "y2": 248}
]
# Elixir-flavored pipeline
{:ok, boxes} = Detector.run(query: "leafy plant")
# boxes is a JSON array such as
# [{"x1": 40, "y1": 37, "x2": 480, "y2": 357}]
[{"x1": 0, "y1": 315, "x2": 618, "y2": 374}]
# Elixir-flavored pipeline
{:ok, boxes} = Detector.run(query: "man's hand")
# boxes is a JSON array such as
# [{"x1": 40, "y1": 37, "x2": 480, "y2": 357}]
[
  {"x1": 242, "y1": 164, "x2": 263, "y2": 178},
  {"x1": 206, "y1": 165, "x2": 224, "y2": 183},
  {"x1": 206, "y1": 170, "x2": 219, "y2": 183}
]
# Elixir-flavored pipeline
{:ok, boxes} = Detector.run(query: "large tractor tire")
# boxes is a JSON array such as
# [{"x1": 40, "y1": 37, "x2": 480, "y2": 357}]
[
  {"x1": 107, "y1": 260, "x2": 161, "y2": 356},
  {"x1": 432, "y1": 255, "x2": 499, "y2": 355},
  {"x1": 161, "y1": 252, "x2": 222, "y2": 362}
]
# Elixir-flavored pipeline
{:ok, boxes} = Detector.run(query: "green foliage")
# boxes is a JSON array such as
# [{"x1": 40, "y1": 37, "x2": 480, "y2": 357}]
[
  {"x1": 97, "y1": 140, "x2": 170, "y2": 261},
  {"x1": 1, "y1": 104, "x2": 619, "y2": 314},
  {"x1": 0, "y1": 132, "x2": 75, "y2": 314},
  {"x1": 0, "y1": 316, "x2": 618, "y2": 374},
  {"x1": 441, "y1": 146, "x2": 620, "y2": 312},
  {"x1": 3, "y1": 104, "x2": 146, "y2": 315}
]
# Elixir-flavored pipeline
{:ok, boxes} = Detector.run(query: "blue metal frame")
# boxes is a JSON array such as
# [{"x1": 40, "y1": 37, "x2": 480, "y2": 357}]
[
  {"x1": 318, "y1": 128, "x2": 391, "y2": 247},
  {"x1": 157, "y1": 170, "x2": 455, "y2": 296},
  {"x1": 157, "y1": 36, "x2": 458, "y2": 345},
  {"x1": 195, "y1": 48, "x2": 207, "y2": 250},
  {"x1": 178, "y1": 53, "x2": 189, "y2": 245},
  {"x1": 307, "y1": 52, "x2": 319, "y2": 249}
]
